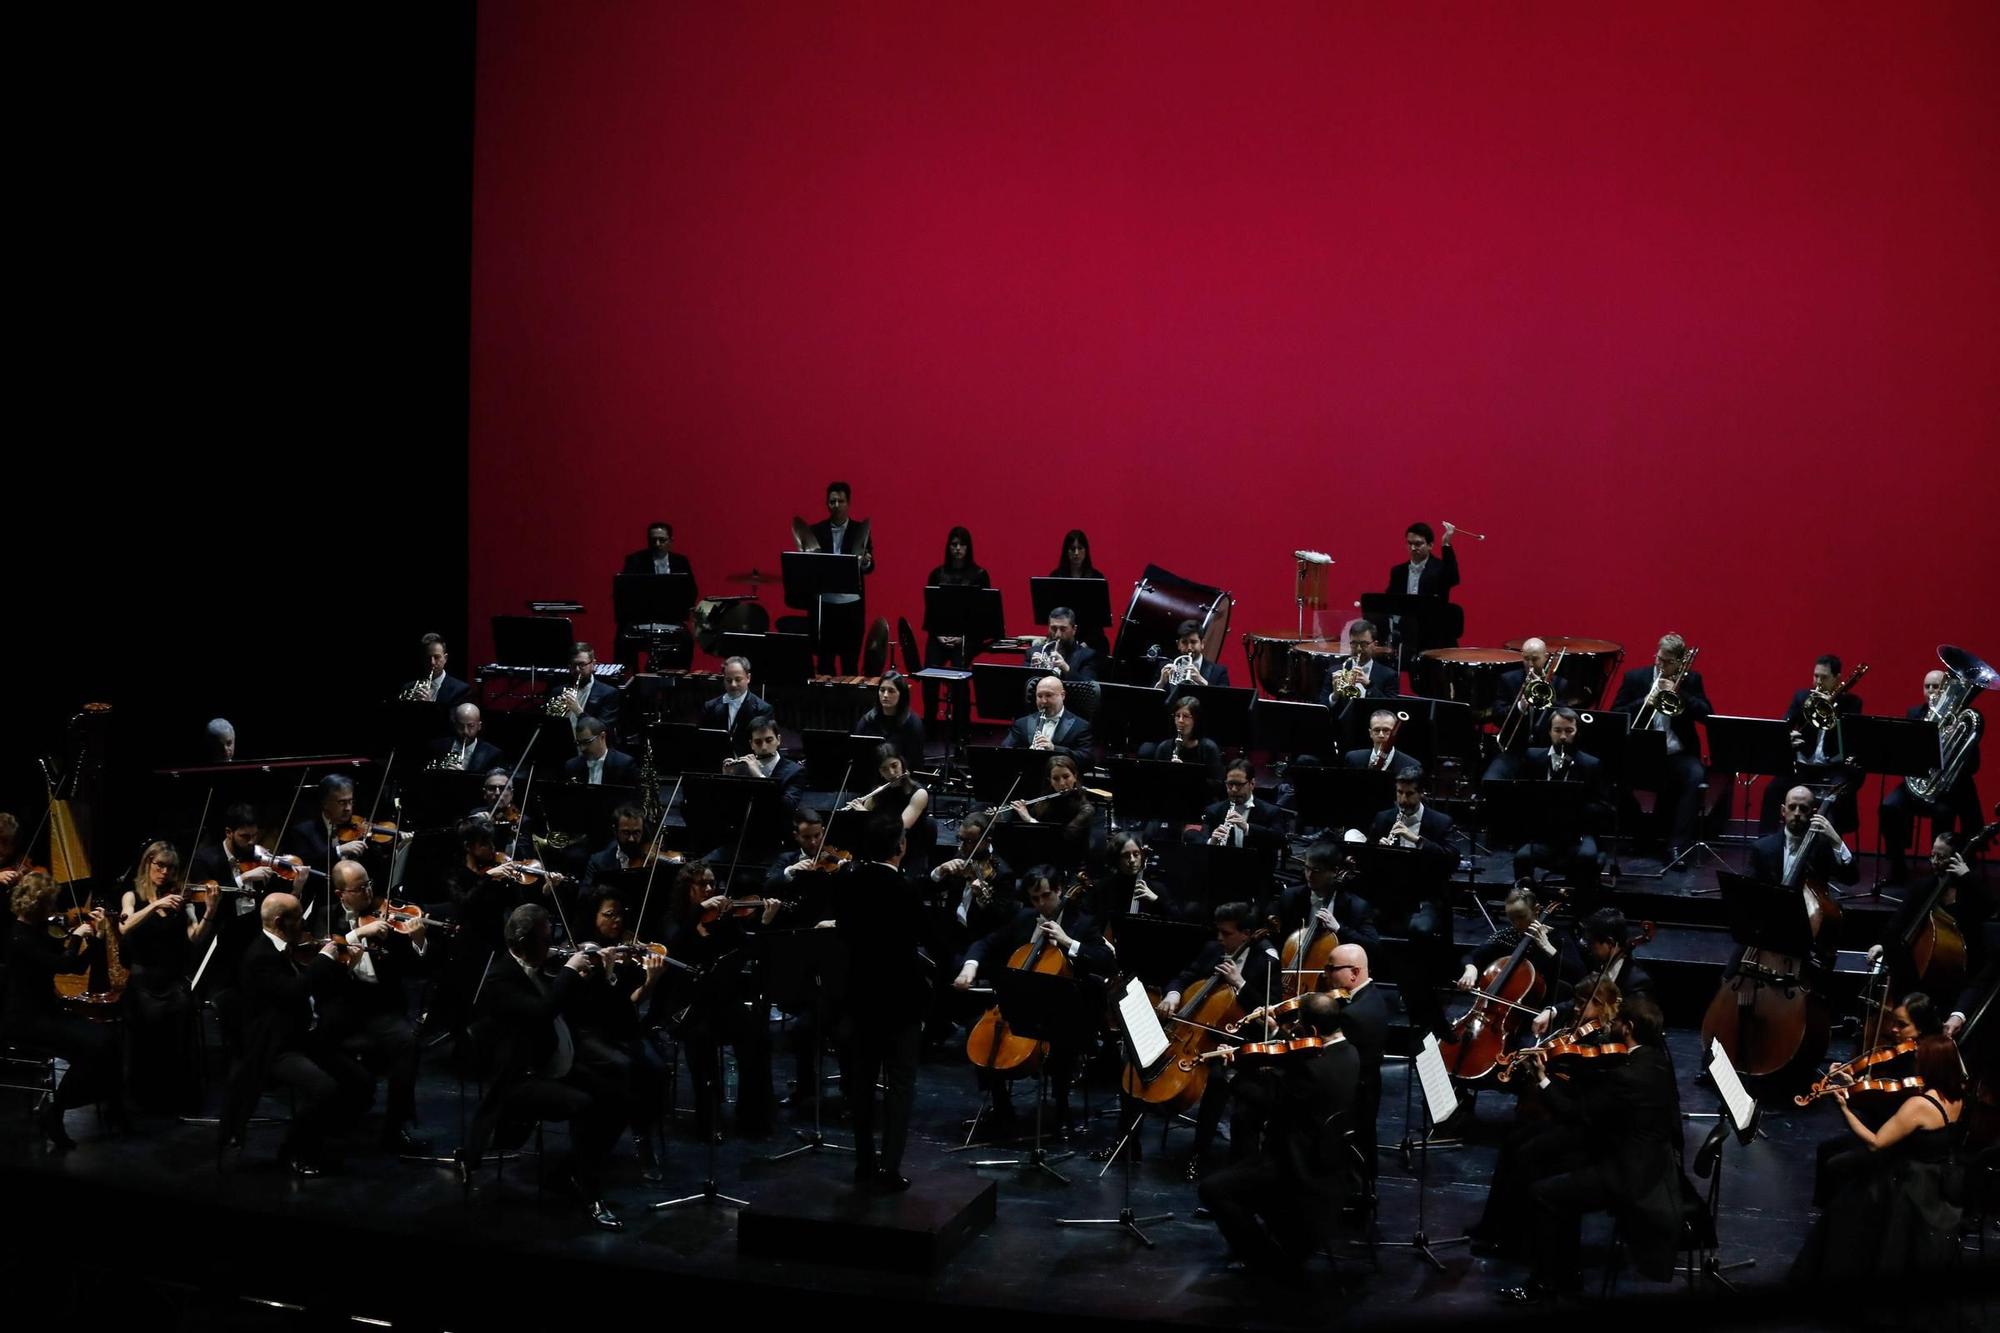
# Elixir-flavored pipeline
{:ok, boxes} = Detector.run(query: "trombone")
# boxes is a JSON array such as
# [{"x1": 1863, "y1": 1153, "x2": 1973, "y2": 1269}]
[
  {"x1": 1632, "y1": 647, "x2": 1699, "y2": 730},
  {"x1": 1497, "y1": 648, "x2": 1566, "y2": 751}
]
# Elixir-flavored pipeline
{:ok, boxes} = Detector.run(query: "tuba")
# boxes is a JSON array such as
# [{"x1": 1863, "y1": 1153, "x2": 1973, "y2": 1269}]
[{"x1": 1907, "y1": 645, "x2": 1997, "y2": 801}]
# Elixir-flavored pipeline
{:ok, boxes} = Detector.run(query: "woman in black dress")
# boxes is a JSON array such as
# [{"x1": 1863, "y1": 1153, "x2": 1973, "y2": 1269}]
[
  {"x1": 855, "y1": 672, "x2": 926, "y2": 775},
  {"x1": 1005, "y1": 754, "x2": 1097, "y2": 862},
  {"x1": 5, "y1": 873, "x2": 126, "y2": 1147},
  {"x1": 846, "y1": 743, "x2": 934, "y2": 873},
  {"x1": 1050, "y1": 529, "x2": 1109, "y2": 652},
  {"x1": 922, "y1": 526, "x2": 990, "y2": 730},
  {"x1": 1791, "y1": 1033, "x2": 1965, "y2": 1284},
  {"x1": 119, "y1": 840, "x2": 202, "y2": 1113}
]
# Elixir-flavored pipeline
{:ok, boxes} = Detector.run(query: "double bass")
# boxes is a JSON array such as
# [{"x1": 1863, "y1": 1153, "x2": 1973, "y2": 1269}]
[
  {"x1": 1699, "y1": 783, "x2": 1846, "y2": 1081},
  {"x1": 1437, "y1": 892, "x2": 1565, "y2": 1081},
  {"x1": 1897, "y1": 815, "x2": 1996, "y2": 999}
]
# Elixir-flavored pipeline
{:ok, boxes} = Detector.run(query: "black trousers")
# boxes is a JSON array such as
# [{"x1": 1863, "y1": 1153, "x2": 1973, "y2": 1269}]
[
  {"x1": 1475, "y1": 1116, "x2": 1586, "y2": 1241},
  {"x1": 8, "y1": 1014, "x2": 122, "y2": 1114},
  {"x1": 1514, "y1": 836, "x2": 1603, "y2": 895},
  {"x1": 575, "y1": 1029, "x2": 668, "y2": 1136},
  {"x1": 1653, "y1": 753, "x2": 1708, "y2": 847},
  {"x1": 1529, "y1": 1158, "x2": 1628, "y2": 1284},
  {"x1": 328, "y1": 1009, "x2": 419, "y2": 1128},
  {"x1": 1199, "y1": 1155, "x2": 1344, "y2": 1274},
  {"x1": 469, "y1": 1063, "x2": 627, "y2": 1195},
  {"x1": 847, "y1": 1017, "x2": 921, "y2": 1172},
  {"x1": 817, "y1": 598, "x2": 865, "y2": 676},
  {"x1": 124, "y1": 973, "x2": 200, "y2": 1114},
  {"x1": 1880, "y1": 777, "x2": 1980, "y2": 868},
  {"x1": 682, "y1": 1001, "x2": 773, "y2": 1134},
  {"x1": 267, "y1": 1046, "x2": 374, "y2": 1159},
  {"x1": 1403, "y1": 899, "x2": 1457, "y2": 1036}
]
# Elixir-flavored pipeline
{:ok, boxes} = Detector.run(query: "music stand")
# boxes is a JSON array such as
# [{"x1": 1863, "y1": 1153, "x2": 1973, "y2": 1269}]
[
  {"x1": 761, "y1": 929, "x2": 853, "y2": 1164},
  {"x1": 1107, "y1": 915, "x2": 1211, "y2": 988},
  {"x1": 613, "y1": 573, "x2": 696, "y2": 631},
  {"x1": 967, "y1": 746, "x2": 1056, "y2": 803},
  {"x1": 1685, "y1": 1040, "x2": 1762, "y2": 1292},
  {"x1": 800, "y1": 729, "x2": 881, "y2": 791},
  {"x1": 1376, "y1": 1032, "x2": 1472, "y2": 1270},
  {"x1": 1705, "y1": 713, "x2": 1796, "y2": 844},
  {"x1": 647, "y1": 723, "x2": 730, "y2": 777},
  {"x1": 1360, "y1": 594, "x2": 1455, "y2": 674},
  {"x1": 1423, "y1": 699, "x2": 1478, "y2": 765},
  {"x1": 400, "y1": 769, "x2": 485, "y2": 834},
  {"x1": 969, "y1": 968, "x2": 1079, "y2": 1184},
  {"x1": 1030, "y1": 577, "x2": 1113, "y2": 643},
  {"x1": 1176, "y1": 843, "x2": 1277, "y2": 910},
  {"x1": 1091, "y1": 682, "x2": 1167, "y2": 756},
  {"x1": 720, "y1": 631, "x2": 814, "y2": 688},
  {"x1": 991, "y1": 822, "x2": 1073, "y2": 875},
  {"x1": 1109, "y1": 758, "x2": 1213, "y2": 827},
  {"x1": 1250, "y1": 699, "x2": 1332, "y2": 764},
  {"x1": 780, "y1": 550, "x2": 860, "y2": 613},
  {"x1": 1057, "y1": 978, "x2": 1175, "y2": 1245},
  {"x1": 492, "y1": 614, "x2": 574, "y2": 669},
  {"x1": 538, "y1": 782, "x2": 635, "y2": 843},
  {"x1": 1572, "y1": 707, "x2": 1630, "y2": 783},
  {"x1": 1161, "y1": 683, "x2": 1254, "y2": 749},
  {"x1": 1845, "y1": 716, "x2": 1944, "y2": 894},
  {"x1": 678, "y1": 773, "x2": 789, "y2": 860},
  {"x1": 1712, "y1": 871, "x2": 1816, "y2": 1089},
  {"x1": 1286, "y1": 766, "x2": 1396, "y2": 838},
  {"x1": 971, "y1": 663, "x2": 1046, "y2": 723}
]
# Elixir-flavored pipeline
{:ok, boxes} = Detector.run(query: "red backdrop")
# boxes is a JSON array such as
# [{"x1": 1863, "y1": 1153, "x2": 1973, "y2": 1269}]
[{"x1": 469, "y1": 2, "x2": 1999, "y2": 785}]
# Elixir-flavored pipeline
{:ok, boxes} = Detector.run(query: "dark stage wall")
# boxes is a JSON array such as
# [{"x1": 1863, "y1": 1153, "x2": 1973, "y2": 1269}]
[{"x1": 468, "y1": 3, "x2": 1999, "y2": 733}]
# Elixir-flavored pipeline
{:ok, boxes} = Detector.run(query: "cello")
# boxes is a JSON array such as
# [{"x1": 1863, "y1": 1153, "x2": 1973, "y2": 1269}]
[
  {"x1": 1275, "y1": 854, "x2": 1349, "y2": 999},
  {"x1": 1437, "y1": 891, "x2": 1566, "y2": 1081},
  {"x1": 965, "y1": 875, "x2": 1086, "y2": 1076},
  {"x1": 1117, "y1": 928, "x2": 1262, "y2": 1114},
  {"x1": 1699, "y1": 783, "x2": 1846, "y2": 1082}
]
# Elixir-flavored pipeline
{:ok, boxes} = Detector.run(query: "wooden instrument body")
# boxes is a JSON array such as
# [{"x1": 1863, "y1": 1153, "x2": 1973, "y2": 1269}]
[
  {"x1": 1698, "y1": 945, "x2": 1829, "y2": 1081},
  {"x1": 1121, "y1": 975, "x2": 1244, "y2": 1112},
  {"x1": 1438, "y1": 945, "x2": 1546, "y2": 1081},
  {"x1": 1277, "y1": 922, "x2": 1338, "y2": 1000},
  {"x1": 965, "y1": 926, "x2": 1074, "y2": 1076}
]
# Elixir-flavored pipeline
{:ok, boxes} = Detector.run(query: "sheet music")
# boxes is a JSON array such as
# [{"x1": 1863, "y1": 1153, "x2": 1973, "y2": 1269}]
[
  {"x1": 1119, "y1": 977, "x2": 1170, "y2": 1069},
  {"x1": 1416, "y1": 1033, "x2": 1460, "y2": 1126},
  {"x1": 1707, "y1": 1038, "x2": 1757, "y2": 1133}
]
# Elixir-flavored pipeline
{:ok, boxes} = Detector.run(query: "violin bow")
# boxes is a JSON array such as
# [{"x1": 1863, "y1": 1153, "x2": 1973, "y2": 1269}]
[
  {"x1": 813, "y1": 761, "x2": 856, "y2": 862},
  {"x1": 960, "y1": 773, "x2": 1021, "y2": 866},
  {"x1": 631, "y1": 773, "x2": 686, "y2": 942},
  {"x1": 492, "y1": 729, "x2": 541, "y2": 824}
]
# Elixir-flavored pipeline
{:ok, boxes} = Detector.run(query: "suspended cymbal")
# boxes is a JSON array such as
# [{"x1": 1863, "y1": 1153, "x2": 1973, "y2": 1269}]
[{"x1": 725, "y1": 569, "x2": 771, "y2": 584}]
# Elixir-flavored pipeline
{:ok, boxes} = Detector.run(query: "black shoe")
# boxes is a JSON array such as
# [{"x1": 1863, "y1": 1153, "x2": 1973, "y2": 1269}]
[
  {"x1": 381, "y1": 1126, "x2": 432, "y2": 1156},
  {"x1": 1497, "y1": 1283, "x2": 1552, "y2": 1305},
  {"x1": 285, "y1": 1154, "x2": 327, "y2": 1179},
  {"x1": 872, "y1": 1169, "x2": 912, "y2": 1193},
  {"x1": 586, "y1": 1199, "x2": 624, "y2": 1231},
  {"x1": 452, "y1": 1147, "x2": 478, "y2": 1186},
  {"x1": 39, "y1": 1105, "x2": 75, "y2": 1152}
]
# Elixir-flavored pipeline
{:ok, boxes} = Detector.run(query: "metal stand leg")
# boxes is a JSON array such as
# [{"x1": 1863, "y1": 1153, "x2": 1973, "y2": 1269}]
[{"x1": 1055, "y1": 1108, "x2": 1170, "y2": 1246}]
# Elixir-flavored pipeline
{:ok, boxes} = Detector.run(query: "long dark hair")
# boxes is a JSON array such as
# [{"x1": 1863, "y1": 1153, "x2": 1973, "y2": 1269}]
[
  {"x1": 941, "y1": 525, "x2": 976, "y2": 569},
  {"x1": 1052, "y1": 529, "x2": 1099, "y2": 578},
  {"x1": 873, "y1": 671, "x2": 912, "y2": 718}
]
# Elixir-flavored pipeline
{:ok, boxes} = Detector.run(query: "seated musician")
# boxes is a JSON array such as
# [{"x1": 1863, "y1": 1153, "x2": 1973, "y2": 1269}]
[
  {"x1": 119, "y1": 840, "x2": 202, "y2": 1113},
  {"x1": 1482, "y1": 637, "x2": 1571, "y2": 779},
  {"x1": 1155, "y1": 901, "x2": 1277, "y2": 1177},
  {"x1": 1470, "y1": 971, "x2": 1624, "y2": 1259},
  {"x1": 1371, "y1": 772, "x2": 1458, "y2": 1037},
  {"x1": 1195, "y1": 760, "x2": 1289, "y2": 851},
  {"x1": 1091, "y1": 833, "x2": 1170, "y2": 930},
  {"x1": 931, "y1": 812, "x2": 1017, "y2": 946},
  {"x1": 285, "y1": 774, "x2": 369, "y2": 889},
  {"x1": 1508, "y1": 705, "x2": 1606, "y2": 895},
  {"x1": 220, "y1": 892, "x2": 373, "y2": 1177},
  {"x1": 1003, "y1": 675, "x2": 1096, "y2": 764},
  {"x1": 1275, "y1": 838, "x2": 1383, "y2": 956},
  {"x1": 478, "y1": 768, "x2": 535, "y2": 860},
  {"x1": 6, "y1": 872, "x2": 125, "y2": 1148},
  {"x1": 1385, "y1": 521, "x2": 1461, "y2": 648},
  {"x1": 921, "y1": 524, "x2": 991, "y2": 726},
  {"x1": 438, "y1": 816, "x2": 552, "y2": 1037},
  {"x1": 1002, "y1": 754, "x2": 1097, "y2": 859},
  {"x1": 455, "y1": 902, "x2": 629, "y2": 1231},
  {"x1": 1761, "y1": 654, "x2": 1864, "y2": 833},
  {"x1": 1156, "y1": 619, "x2": 1230, "y2": 688},
  {"x1": 568, "y1": 893, "x2": 671, "y2": 1184},
  {"x1": 663, "y1": 862, "x2": 781, "y2": 1139},
  {"x1": 401, "y1": 631, "x2": 471, "y2": 708},
  {"x1": 1871, "y1": 833, "x2": 1979, "y2": 994},
  {"x1": 586, "y1": 803, "x2": 657, "y2": 887},
  {"x1": 188, "y1": 804, "x2": 292, "y2": 1013},
  {"x1": 1880, "y1": 669, "x2": 1984, "y2": 882},
  {"x1": 1610, "y1": 632, "x2": 1712, "y2": 864},
  {"x1": 1329, "y1": 944, "x2": 1388, "y2": 1165},
  {"x1": 1498, "y1": 996, "x2": 1683, "y2": 1303},
  {"x1": 1532, "y1": 906, "x2": 1654, "y2": 1035},
  {"x1": 1791, "y1": 1034, "x2": 1966, "y2": 1284},
  {"x1": 325, "y1": 861, "x2": 430, "y2": 1154},
  {"x1": 1318, "y1": 619, "x2": 1397, "y2": 706},
  {"x1": 1026, "y1": 605, "x2": 1099, "y2": 683},
  {"x1": 767, "y1": 807, "x2": 832, "y2": 894},
  {"x1": 1748, "y1": 785, "x2": 1859, "y2": 969},
  {"x1": 698, "y1": 654, "x2": 775, "y2": 753},
  {"x1": 855, "y1": 671, "x2": 926, "y2": 773},
  {"x1": 563, "y1": 716, "x2": 640, "y2": 786},
  {"x1": 727, "y1": 716, "x2": 809, "y2": 818},
  {"x1": 205, "y1": 717, "x2": 237, "y2": 762},
  {"x1": 620, "y1": 519, "x2": 697, "y2": 586},
  {"x1": 1139, "y1": 695, "x2": 1224, "y2": 778},
  {"x1": 1197, "y1": 991, "x2": 1361, "y2": 1280},
  {"x1": 1344, "y1": 709, "x2": 1422, "y2": 779},
  {"x1": 546, "y1": 640, "x2": 623, "y2": 740},
  {"x1": 429, "y1": 702, "x2": 504, "y2": 773},
  {"x1": 1455, "y1": 886, "x2": 1565, "y2": 994},
  {"x1": 1807, "y1": 992, "x2": 1945, "y2": 1208},
  {"x1": 952, "y1": 865, "x2": 1113, "y2": 1137}
]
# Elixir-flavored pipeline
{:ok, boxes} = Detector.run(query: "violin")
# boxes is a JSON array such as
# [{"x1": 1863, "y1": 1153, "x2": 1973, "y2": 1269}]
[
  {"x1": 363, "y1": 899, "x2": 459, "y2": 936},
  {"x1": 697, "y1": 895, "x2": 771, "y2": 925},
  {"x1": 487, "y1": 858, "x2": 566, "y2": 886},
  {"x1": 334, "y1": 815, "x2": 401, "y2": 846},
  {"x1": 1185, "y1": 1034, "x2": 1332, "y2": 1068},
  {"x1": 237, "y1": 850, "x2": 322, "y2": 883},
  {"x1": 291, "y1": 932, "x2": 381, "y2": 968},
  {"x1": 1496, "y1": 1025, "x2": 1634, "y2": 1083},
  {"x1": 1796, "y1": 1075, "x2": 1926, "y2": 1108},
  {"x1": 1230, "y1": 987, "x2": 1355, "y2": 1034},
  {"x1": 1793, "y1": 1040, "x2": 1921, "y2": 1106}
]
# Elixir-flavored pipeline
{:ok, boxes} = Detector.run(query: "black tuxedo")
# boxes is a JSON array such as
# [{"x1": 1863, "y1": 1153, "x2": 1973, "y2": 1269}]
[
  {"x1": 1384, "y1": 543, "x2": 1460, "y2": 600},
  {"x1": 320, "y1": 910, "x2": 426, "y2": 1131},
  {"x1": 1319, "y1": 656, "x2": 1399, "y2": 705},
  {"x1": 968, "y1": 903, "x2": 1114, "y2": 980},
  {"x1": 462, "y1": 953, "x2": 626, "y2": 1193},
  {"x1": 1611, "y1": 664, "x2": 1712, "y2": 849},
  {"x1": 543, "y1": 677, "x2": 622, "y2": 737},
  {"x1": 1529, "y1": 1044, "x2": 1684, "y2": 1281},
  {"x1": 1341, "y1": 746, "x2": 1422, "y2": 780},
  {"x1": 1142, "y1": 734, "x2": 1224, "y2": 778},
  {"x1": 1197, "y1": 797, "x2": 1289, "y2": 851},
  {"x1": 427, "y1": 736, "x2": 504, "y2": 775},
  {"x1": 401, "y1": 673, "x2": 472, "y2": 710},
  {"x1": 1025, "y1": 637, "x2": 1099, "y2": 683},
  {"x1": 699, "y1": 690, "x2": 776, "y2": 752},
  {"x1": 1783, "y1": 686, "x2": 1862, "y2": 759},
  {"x1": 1274, "y1": 883, "x2": 1382, "y2": 956},
  {"x1": 562, "y1": 747, "x2": 640, "y2": 786},
  {"x1": 1880, "y1": 703, "x2": 1984, "y2": 874},
  {"x1": 619, "y1": 548, "x2": 697, "y2": 596},
  {"x1": 221, "y1": 935, "x2": 371, "y2": 1159},
  {"x1": 1368, "y1": 803, "x2": 1455, "y2": 854},
  {"x1": 1549, "y1": 948, "x2": 1654, "y2": 1028},
  {"x1": 1166, "y1": 657, "x2": 1230, "y2": 688},
  {"x1": 838, "y1": 860, "x2": 929, "y2": 1172},
  {"x1": 1747, "y1": 829, "x2": 1860, "y2": 890},
  {"x1": 1509, "y1": 747, "x2": 1605, "y2": 891},
  {"x1": 1611, "y1": 665, "x2": 1712, "y2": 749},
  {"x1": 1485, "y1": 670, "x2": 1573, "y2": 758},
  {"x1": 736, "y1": 754, "x2": 808, "y2": 818},
  {"x1": 1002, "y1": 710, "x2": 1095, "y2": 763},
  {"x1": 1373, "y1": 803, "x2": 1457, "y2": 1035}
]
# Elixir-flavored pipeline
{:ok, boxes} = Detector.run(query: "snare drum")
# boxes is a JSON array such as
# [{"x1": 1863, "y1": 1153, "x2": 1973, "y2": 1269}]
[
  {"x1": 1503, "y1": 637, "x2": 1624, "y2": 708},
  {"x1": 1414, "y1": 647, "x2": 1522, "y2": 713}
]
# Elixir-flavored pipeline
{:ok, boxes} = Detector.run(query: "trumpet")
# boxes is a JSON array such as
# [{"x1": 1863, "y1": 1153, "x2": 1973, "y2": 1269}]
[{"x1": 1633, "y1": 647, "x2": 1699, "y2": 728}]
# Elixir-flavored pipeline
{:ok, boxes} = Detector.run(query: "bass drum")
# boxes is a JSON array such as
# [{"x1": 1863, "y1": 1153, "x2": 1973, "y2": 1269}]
[
  {"x1": 1242, "y1": 633, "x2": 1338, "y2": 699},
  {"x1": 695, "y1": 597, "x2": 769, "y2": 655},
  {"x1": 1503, "y1": 636, "x2": 1624, "y2": 708},
  {"x1": 1115, "y1": 566, "x2": 1233, "y2": 684}
]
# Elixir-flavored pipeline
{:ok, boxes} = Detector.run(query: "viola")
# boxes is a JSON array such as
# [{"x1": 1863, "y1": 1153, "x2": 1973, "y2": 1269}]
[
  {"x1": 1796, "y1": 1075, "x2": 1926, "y2": 1108},
  {"x1": 237, "y1": 850, "x2": 322, "y2": 883},
  {"x1": 334, "y1": 816, "x2": 401, "y2": 846},
  {"x1": 1186, "y1": 1034, "x2": 1332, "y2": 1068},
  {"x1": 696, "y1": 895, "x2": 770, "y2": 925}
]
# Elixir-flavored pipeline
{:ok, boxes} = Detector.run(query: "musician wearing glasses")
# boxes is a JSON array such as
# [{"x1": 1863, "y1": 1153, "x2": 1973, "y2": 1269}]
[
  {"x1": 546, "y1": 641, "x2": 622, "y2": 740},
  {"x1": 1762, "y1": 654, "x2": 1864, "y2": 834},
  {"x1": 620, "y1": 520, "x2": 697, "y2": 586},
  {"x1": 1611, "y1": 633, "x2": 1713, "y2": 865},
  {"x1": 1274, "y1": 838, "x2": 1384, "y2": 956},
  {"x1": 1199, "y1": 760, "x2": 1289, "y2": 850},
  {"x1": 1880, "y1": 669, "x2": 1984, "y2": 883},
  {"x1": 1003, "y1": 676, "x2": 1095, "y2": 763},
  {"x1": 1319, "y1": 619, "x2": 1397, "y2": 706},
  {"x1": 1157, "y1": 619, "x2": 1230, "y2": 689},
  {"x1": 1026, "y1": 606, "x2": 1099, "y2": 682},
  {"x1": 428, "y1": 703, "x2": 504, "y2": 774},
  {"x1": 564, "y1": 717, "x2": 639, "y2": 786}
]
